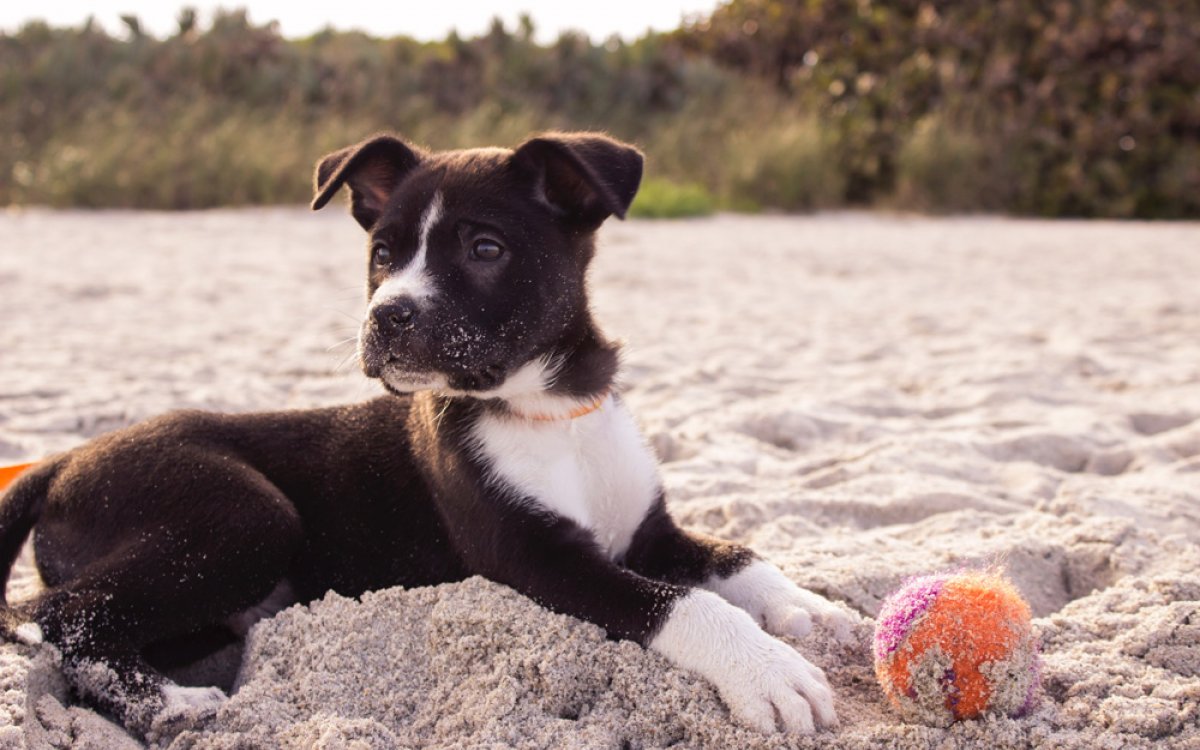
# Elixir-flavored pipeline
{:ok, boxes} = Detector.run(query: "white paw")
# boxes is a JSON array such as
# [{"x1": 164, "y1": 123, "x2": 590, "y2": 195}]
[
  {"x1": 720, "y1": 630, "x2": 837, "y2": 733},
  {"x1": 160, "y1": 684, "x2": 227, "y2": 719},
  {"x1": 14, "y1": 622, "x2": 43, "y2": 645},
  {"x1": 650, "y1": 589, "x2": 837, "y2": 734},
  {"x1": 708, "y1": 560, "x2": 857, "y2": 641},
  {"x1": 148, "y1": 684, "x2": 227, "y2": 742}
]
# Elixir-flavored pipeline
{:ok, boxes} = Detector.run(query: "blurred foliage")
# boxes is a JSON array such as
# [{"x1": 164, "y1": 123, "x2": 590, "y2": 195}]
[
  {"x1": 683, "y1": 0, "x2": 1200, "y2": 218},
  {"x1": 727, "y1": 118, "x2": 845, "y2": 211},
  {"x1": 893, "y1": 114, "x2": 998, "y2": 213},
  {"x1": 1, "y1": 2, "x2": 1196, "y2": 217},
  {"x1": 629, "y1": 178, "x2": 715, "y2": 217}
]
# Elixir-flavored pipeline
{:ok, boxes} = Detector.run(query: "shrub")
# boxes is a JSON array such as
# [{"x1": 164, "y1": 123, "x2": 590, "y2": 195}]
[
  {"x1": 2, "y1": 2, "x2": 1197, "y2": 217},
  {"x1": 683, "y1": 0, "x2": 1200, "y2": 218},
  {"x1": 894, "y1": 116, "x2": 994, "y2": 213},
  {"x1": 727, "y1": 118, "x2": 844, "y2": 211},
  {"x1": 629, "y1": 178, "x2": 715, "y2": 218}
]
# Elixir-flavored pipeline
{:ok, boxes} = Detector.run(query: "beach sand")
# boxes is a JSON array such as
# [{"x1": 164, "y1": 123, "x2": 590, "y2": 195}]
[{"x1": 0, "y1": 209, "x2": 1197, "y2": 748}]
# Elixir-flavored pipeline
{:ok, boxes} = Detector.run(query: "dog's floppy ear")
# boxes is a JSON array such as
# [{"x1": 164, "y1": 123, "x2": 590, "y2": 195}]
[
  {"x1": 311, "y1": 135, "x2": 422, "y2": 231},
  {"x1": 512, "y1": 133, "x2": 643, "y2": 226}
]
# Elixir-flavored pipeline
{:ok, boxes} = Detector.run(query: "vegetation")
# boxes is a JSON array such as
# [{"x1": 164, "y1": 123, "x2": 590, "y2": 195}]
[
  {"x1": 629, "y1": 179, "x2": 715, "y2": 218},
  {"x1": 1, "y1": 2, "x2": 1196, "y2": 218}
]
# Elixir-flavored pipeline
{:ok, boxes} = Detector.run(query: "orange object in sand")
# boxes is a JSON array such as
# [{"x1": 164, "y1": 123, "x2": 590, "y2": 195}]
[
  {"x1": 873, "y1": 570, "x2": 1041, "y2": 725},
  {"x1": 0, "y1": 462, "x2": 35, "y2": 492}
]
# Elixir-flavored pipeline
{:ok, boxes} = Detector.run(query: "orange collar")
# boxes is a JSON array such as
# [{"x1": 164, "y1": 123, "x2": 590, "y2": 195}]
[{"x1": 510, "y1": 390, "x2": 610, "y2": 422}]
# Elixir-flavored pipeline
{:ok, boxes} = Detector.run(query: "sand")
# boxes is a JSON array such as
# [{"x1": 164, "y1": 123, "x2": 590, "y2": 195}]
[{"x1": 0, "y1": 208, "x2": 1197, "y2": 749}]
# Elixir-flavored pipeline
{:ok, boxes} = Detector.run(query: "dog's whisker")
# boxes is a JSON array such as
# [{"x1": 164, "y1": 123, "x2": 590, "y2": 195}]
[
  {"x1": 325, "y1": 307, "x2": 364, "y2": 324},
  {"x1": 332, "y1": 349, "x2": 361, "y2": 373},
  {"x1": 434, "y1": 398, "x2": 453, "y2": 431}
]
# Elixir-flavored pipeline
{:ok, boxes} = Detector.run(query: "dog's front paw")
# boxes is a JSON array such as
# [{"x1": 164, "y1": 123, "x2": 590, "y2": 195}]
[
  {"x1": 720, "y1": 630, "x2": 837, "y2": 733},
  {"x1": 709, "y1": 560, "x2": 857, "y2": 641},
  {"x1": 650, "y1": 590, "x2": 837, "y2": 734}
]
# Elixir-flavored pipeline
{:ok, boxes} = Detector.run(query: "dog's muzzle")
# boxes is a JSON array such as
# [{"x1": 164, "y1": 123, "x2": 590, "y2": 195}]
[
  {"x1": 360, "y1": 296, "x2": 427, "y2": 379},
  {"x1": 371, "y1": 298, "x2": 419, "y2": 335}
]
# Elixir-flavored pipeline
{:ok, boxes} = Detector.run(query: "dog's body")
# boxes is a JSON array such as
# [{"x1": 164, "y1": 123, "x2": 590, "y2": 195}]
[{"x1": 0, "y1": 133, "x2": 851, "y2": 738}]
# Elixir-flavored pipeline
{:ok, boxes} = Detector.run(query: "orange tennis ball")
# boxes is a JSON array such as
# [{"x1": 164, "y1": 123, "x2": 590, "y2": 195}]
[{"x1": 873, "y1": 570, "x2": 1041, "y2": 725}]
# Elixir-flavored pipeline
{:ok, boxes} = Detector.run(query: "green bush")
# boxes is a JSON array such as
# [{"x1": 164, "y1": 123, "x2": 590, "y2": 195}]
[
  {"x1": 727, "y1": 119, "x2": 844, "y2": 212},
  {"x1": 1, "y1": 2, "x2": 1197, "y2": 217},
  {"x1": 894, "y1": 116, "x2": 995, "y2": 213},
  {"x1": 684, "y1": 0, "x2": 1200, "y2": 218},
  {"x1": 629, "y1": 178, "x2": 715, "y2": 218}
]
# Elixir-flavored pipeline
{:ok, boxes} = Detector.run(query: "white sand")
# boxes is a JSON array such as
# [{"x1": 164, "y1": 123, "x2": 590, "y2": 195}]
[{"x1": 0, "y1": 209, "x2": 1197, "y2": 749}]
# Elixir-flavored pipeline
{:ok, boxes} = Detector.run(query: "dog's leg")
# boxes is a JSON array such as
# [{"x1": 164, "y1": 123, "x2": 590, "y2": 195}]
[
  {"x1": 25, "y1": 476, "x2": 301, "y2": 737},
  {"x1": 29, "y1": 593, "x2": 226, "y2": 736},
  {"x1": 460, "y1": 509, "x2": 838, "y2": 734},
  {"x1": 624, "y1": 499, "x2": 856, "y2": 641}
]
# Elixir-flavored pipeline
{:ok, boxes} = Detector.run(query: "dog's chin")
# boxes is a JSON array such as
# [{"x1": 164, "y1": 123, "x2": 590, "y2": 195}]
[
  {"x1": 365, "y1": 351, "x2": 551, "y2": 399},
  {"x1": 364, "y1": 351, "x2": 511, "y2": 396},
  {"x1": 375, "y1": 366, "x2": 449, "y2": 394}
]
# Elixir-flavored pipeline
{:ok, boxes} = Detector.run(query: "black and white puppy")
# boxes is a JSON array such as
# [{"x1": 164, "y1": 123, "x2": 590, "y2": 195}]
[{"x1": 0, "y1": 133, "x2": 852, "y2": 738}]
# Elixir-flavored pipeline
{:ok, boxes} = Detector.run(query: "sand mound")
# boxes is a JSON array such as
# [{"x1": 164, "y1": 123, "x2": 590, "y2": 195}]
[{"x1": 1, "y1": 210, "x2": 1198, "y2": 748}]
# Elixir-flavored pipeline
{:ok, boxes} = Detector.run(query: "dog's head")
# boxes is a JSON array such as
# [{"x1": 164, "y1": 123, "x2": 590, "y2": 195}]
[{"x1": 312, "y1": 133, "x2": 641, "y2": 398}]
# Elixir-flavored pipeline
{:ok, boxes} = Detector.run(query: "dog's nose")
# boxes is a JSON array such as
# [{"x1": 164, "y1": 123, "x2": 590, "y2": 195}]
[{"x1": 372, "y1": 299, "x2": 419, "y2": 333}]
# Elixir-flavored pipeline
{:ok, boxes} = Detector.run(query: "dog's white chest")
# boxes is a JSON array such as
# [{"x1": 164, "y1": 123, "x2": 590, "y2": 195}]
[{"x1": 471, "y1": 397, "x2": 660, "y2": 558}]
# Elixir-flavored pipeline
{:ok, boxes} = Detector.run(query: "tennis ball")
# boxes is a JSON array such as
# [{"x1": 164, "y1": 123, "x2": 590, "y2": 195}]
[{"x1": 873, "y1": 570, "x2": 1041, "y2": 726}]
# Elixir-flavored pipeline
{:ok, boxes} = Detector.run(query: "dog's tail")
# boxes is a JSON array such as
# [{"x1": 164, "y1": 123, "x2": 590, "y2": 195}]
[{"x1": 0, "y1": 459, "x2": 57, "y2": 643}]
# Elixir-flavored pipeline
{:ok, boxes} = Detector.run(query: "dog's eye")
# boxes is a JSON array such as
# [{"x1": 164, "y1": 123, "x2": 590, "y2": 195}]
[
  {"x1": 471, "y1": 239, "x2": 504, "y2": 262},
  {"x1": 372, "y1": 244, "x2": 391, "y2": 266}
]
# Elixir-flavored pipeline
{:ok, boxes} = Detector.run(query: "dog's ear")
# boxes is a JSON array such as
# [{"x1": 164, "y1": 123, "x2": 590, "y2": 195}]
[
  {"x1": 512, "y1": 133, "x2": 643, "y2": 226},
  {"x1": 311, "y1": 135, "x2": 422, "y2": 231}
]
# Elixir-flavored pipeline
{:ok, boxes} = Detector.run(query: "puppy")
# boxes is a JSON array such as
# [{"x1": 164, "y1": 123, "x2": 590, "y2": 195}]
[{"x1": 0, "y1": 133, "x2": 851, "y2": 738}]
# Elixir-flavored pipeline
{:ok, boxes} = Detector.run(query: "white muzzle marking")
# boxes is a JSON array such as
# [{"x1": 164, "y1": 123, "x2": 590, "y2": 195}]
[{"x1": 369, "y1": 192, "x2": 444, "y2": 308}]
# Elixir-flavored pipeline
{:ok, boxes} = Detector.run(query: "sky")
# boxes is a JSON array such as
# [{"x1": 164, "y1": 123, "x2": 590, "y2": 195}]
[{"x1": 0, "y1": 1, "x2": 722, "y2": 42}]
